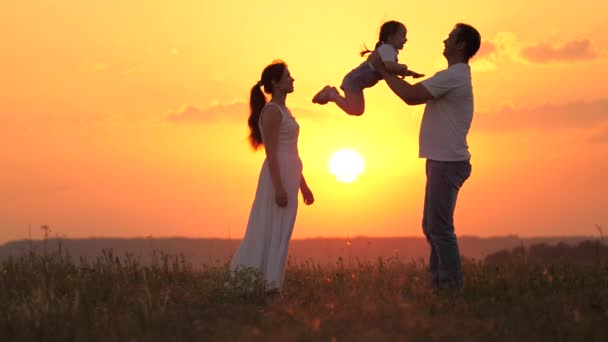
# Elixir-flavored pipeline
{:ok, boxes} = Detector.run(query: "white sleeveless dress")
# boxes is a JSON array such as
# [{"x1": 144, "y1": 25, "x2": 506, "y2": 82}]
[{"x1": 230, "y1": 102, "x2": 303, "y2": 290}]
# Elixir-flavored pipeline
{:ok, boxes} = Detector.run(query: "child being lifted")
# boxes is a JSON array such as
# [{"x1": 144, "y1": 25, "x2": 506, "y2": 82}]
[{"x1": 312, "y1": 20, "x2": 424, "y2": 116}]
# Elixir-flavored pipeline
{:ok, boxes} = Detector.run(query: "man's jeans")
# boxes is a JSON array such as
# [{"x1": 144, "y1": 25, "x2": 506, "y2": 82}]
[{"x1": 422, "y1": 159, "x2": 471, "y2": 289}]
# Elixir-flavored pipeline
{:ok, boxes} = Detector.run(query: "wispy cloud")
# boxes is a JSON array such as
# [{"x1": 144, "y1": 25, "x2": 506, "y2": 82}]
[
  {"x1": 289, "y1": 106, "x2": 334, "y2": 121},
  {"x1": 471, "y1": 41, "x2": 499, "y2": 71},
  {"x1": 122, "y1": 65, "x2": 145, "y2": 75},
  {"x1": 167, "y1": 101, "x2": 330, "y2": 124},
  {"x1": 588, "y1": 126, "x2": 608, "y2": 144},
  {"x1": 475, "y1": 41, "x2": 497, "y2": 59},
  {"x1": 78, "y1": 62, "x2": 108, "y2": 73},
  {"x1": 521, "y1": 40, "x2": 598, "y2": 63},
  {"x1": 472, "y1": 33, "x2": 600, "y2": 67},
  {"x1": 78, "y1": 59, "x2": 145, "y2": 76},
  {"x1": 167, "y1": 101, "x2": 247, "y2": 123},
  {"x1": 474, "y1": 99, "x2": 608, "y2": 132},
  {"x1": 471, "y1": 33, "x2": 523, "y2": 70}
]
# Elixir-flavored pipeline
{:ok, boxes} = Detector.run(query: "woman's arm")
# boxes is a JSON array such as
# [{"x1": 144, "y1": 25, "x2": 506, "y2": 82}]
[
  {"x1": 261, "y1": 106, "x2": 288, "y2": 207},
  {"x1": 299, "y1": 174, "x2": 314, "y2": 205}
]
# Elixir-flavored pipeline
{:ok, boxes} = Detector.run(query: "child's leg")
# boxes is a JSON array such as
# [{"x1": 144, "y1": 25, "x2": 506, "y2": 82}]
[
  {"x1": 331, "y1": 88, "x2": 365, "y2": 116},
  {"x1": 312, "y1": 86, "x2": 365, "y2": 115}
]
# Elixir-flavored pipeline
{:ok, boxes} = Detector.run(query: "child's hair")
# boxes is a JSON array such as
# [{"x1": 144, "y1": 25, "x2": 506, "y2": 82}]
[
  {"x1": 360, "y1": 20, "x2": 406, "y2": 57},
  {"x1": 248, "y1": 60, "x2": 288, "y2": 150}
]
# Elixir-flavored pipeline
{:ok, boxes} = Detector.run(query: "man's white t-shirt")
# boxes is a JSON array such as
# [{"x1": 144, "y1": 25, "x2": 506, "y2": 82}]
[{"x1": 419, "y1": 63, "x2": 473, "y2": 161}]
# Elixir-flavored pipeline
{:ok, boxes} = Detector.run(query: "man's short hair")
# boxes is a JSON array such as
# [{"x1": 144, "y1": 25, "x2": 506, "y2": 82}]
[{"x1": 455, "y1": 23, "x2": 481, "y2": 61}]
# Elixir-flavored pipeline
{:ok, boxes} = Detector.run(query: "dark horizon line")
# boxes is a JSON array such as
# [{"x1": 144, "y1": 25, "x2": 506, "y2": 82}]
[{"x1": 2, "y1": 233, "x2": 598, "y2": 244}]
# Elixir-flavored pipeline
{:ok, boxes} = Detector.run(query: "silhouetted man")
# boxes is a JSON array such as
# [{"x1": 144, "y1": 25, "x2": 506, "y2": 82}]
[{"x1": 370, "y1": 23, "x2": 481, "y2": 289}]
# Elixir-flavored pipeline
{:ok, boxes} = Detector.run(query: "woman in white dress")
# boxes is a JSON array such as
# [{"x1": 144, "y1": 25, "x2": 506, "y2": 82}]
[{"x1": 230, "y1": 60, "x2": 314, "y2": 292}]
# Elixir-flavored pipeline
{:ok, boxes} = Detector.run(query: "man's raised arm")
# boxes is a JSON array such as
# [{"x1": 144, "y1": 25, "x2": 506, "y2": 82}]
[{"x1": 368, "y1": 52, "x2": 434, "y2": 106}]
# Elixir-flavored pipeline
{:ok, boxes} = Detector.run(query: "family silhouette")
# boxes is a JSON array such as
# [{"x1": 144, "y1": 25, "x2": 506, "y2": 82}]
[{"x1": 230, "y1": 21, "x2": 481, "y2": 293}]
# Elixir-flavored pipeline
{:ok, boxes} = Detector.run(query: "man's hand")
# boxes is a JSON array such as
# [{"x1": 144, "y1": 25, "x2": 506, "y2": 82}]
[
  {"x1": 368, "y1": 50, "x2": 434, "y2": 106},
  {"x1": 405, "y1": 70, "x2": 426, "y2": 79}
]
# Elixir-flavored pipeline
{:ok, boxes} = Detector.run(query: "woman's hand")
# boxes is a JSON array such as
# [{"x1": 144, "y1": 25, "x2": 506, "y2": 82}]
[
  {"x1": 275, "y1": 187, "x2": 288, "y2": 207},
  {"x1": 300, "y1": 186, "x2": 315, "y2": 205}
]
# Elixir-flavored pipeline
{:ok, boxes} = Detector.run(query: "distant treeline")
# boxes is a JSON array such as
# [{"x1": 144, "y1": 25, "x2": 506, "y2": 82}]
[
  {"x1": 485, "y1": 240, "x2": 608, "y2": 264},
  {"x1": 0, "y1": 236, "x2": 599, "y2": 265}
]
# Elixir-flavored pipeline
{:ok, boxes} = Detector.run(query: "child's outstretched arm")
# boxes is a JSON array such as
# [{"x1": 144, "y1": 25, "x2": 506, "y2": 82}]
[
  {"x1": 383, "y1": 61, "x2": 408, "y2": 76},
  {"x1": 383, "y1": 62, "x2": 425, "y2": 79},
  {"x1": 368, "y1": 52, "x2": 433, "y2": 106}
]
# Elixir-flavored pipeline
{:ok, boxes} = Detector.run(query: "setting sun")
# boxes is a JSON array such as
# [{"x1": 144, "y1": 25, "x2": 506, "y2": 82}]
[{"x1": 329, "y1": 149, "x2": 365, "y2": 183}]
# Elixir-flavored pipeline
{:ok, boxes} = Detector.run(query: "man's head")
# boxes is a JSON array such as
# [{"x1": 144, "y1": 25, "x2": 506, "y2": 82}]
[{"x1": 443, "y1": 23, "x2": 481, "y2": 62}]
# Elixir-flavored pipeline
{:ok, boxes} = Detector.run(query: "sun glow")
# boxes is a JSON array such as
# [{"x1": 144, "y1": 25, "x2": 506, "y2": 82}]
[{"x1": 329, "y1": 149, "x2": 365, "y2": 183}]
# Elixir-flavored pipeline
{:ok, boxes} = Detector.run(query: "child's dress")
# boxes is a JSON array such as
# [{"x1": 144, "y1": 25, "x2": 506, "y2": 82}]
[{"x1": 340, "y1": 43, "x2": 399, "y2": 92}]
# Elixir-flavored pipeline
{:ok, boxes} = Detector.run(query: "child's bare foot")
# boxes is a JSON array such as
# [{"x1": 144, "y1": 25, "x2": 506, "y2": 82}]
[{"x1": 312, "y1": 86, "x2": 333, "y2": 104}]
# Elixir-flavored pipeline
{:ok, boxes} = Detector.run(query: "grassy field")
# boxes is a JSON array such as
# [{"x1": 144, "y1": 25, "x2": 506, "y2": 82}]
[{"x1": 1, "y1": 247, "x2": 607, "y2": 341}]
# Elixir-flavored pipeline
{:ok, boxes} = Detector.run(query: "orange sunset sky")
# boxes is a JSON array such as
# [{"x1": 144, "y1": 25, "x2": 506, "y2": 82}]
[{"x1": 1, "y1": 1, "x2": 607, "y2": 244}]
